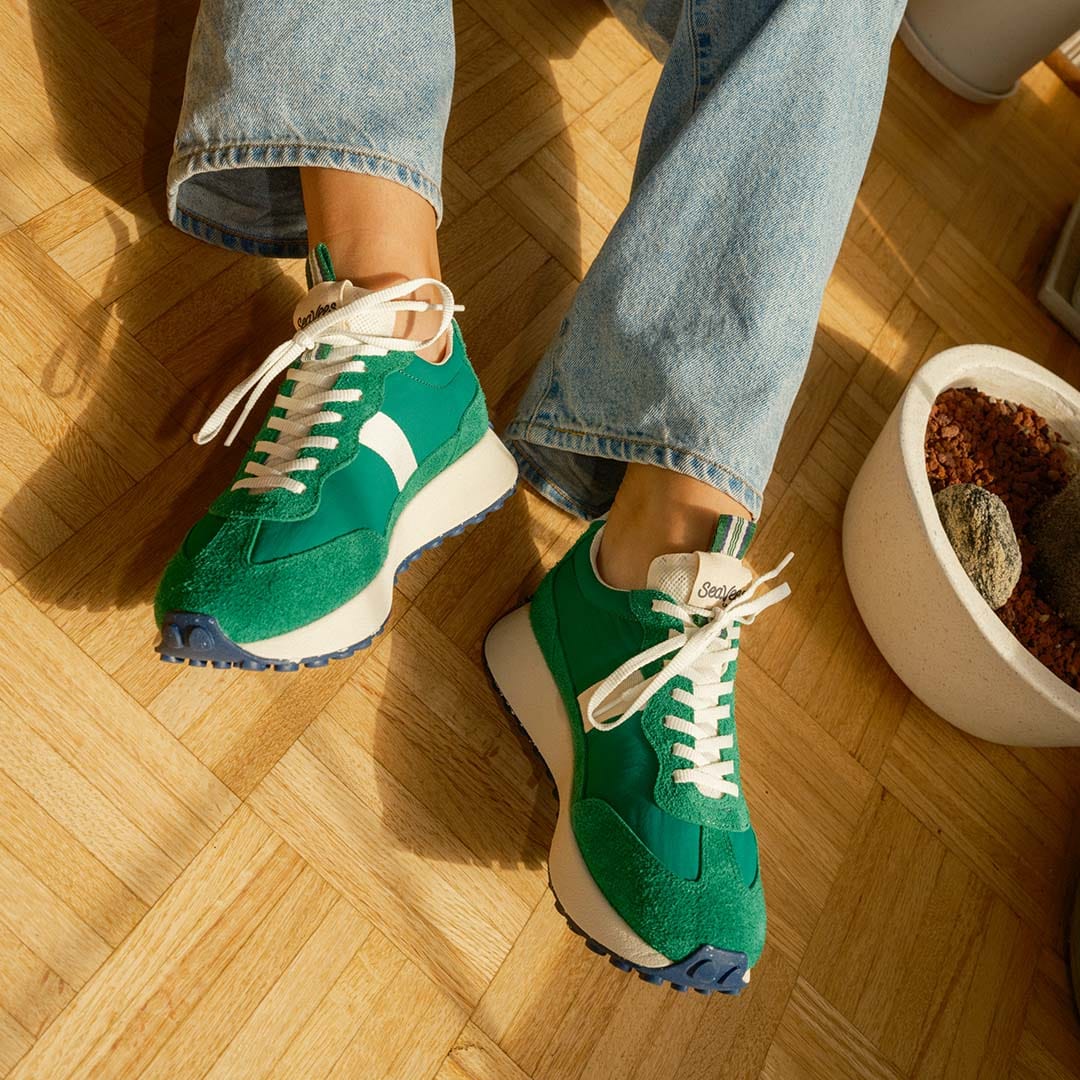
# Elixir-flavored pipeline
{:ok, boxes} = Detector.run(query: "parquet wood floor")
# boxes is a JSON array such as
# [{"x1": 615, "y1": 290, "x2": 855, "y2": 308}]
[{"x1": 3, "y1": 0, "x2": 1080, "y2": 1075}]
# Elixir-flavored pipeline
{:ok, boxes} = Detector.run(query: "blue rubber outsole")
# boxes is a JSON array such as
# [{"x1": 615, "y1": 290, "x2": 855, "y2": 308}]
[
  {"x1": 482, "y1": 641, "x2": 750, "y2": 996},
  {"x1": 156, "y1": 483, "x2": 516, "y2": 671},
  {"x1": 554, "y1": 894, "x2": 748, "y2": 996}
]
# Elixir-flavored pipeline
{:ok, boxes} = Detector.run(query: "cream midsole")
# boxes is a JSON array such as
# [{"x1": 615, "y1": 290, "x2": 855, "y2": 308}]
[
  {"x1": 484, "y1": 603, "x2": 675, "y2": 969},
  {"x1": 239, "y1": 430, "x2": 518, "y2": 660}
]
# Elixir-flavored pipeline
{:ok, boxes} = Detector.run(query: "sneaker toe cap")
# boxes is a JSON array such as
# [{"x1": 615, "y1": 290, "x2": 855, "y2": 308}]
[{"x1": 572, "y1": 797, "x2": 766, "y2": 965}]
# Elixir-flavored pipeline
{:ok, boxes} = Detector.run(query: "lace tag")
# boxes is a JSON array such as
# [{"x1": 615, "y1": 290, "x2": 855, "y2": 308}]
[{"x1": 689, "y1": 554, "x2": 752, "y2": 609}]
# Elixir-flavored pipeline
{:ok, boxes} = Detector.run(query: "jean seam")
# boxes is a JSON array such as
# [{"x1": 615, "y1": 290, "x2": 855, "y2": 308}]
[
  {"x1": 521, "y1": 350, "x2": 559, "y2": 446},
  {"x1": 687, "y1": 0, "x2": 702, "y2": 112},
  {"x1": 169, "y1": 142, "x2": 444, "y2": 228},
  {"x1": 175, "y1": 204, "x2": 271, "y2": 245},
  {"x1": 521, "y1": 419, "x2": 763, "y2": 497},
  {"x1": 512, "y1": 446, "x2": 592, "y2": 516},
  {"x1": 172, "y1": 142, "x2": 443, "y2": 198},
  {"x1": 511, "y1": 418, "x2": 765, "y2": 505},
  {"x1": 174, "y1": 211, "x2": 306, "y2": 258}
]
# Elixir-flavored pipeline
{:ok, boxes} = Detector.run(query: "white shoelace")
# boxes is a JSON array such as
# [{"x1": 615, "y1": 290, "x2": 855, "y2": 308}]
[
  {"x1": 584, "y1": 554, "x2": 794, "y2": 799},
  {"x1": 193, "y1": 278, "x2": 462, "y2": 495}
]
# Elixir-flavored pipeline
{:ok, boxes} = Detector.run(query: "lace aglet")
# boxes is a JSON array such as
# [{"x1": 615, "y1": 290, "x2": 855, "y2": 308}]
[{"x1": 193, "y1": 423, "x2": 219, "y2": 447}]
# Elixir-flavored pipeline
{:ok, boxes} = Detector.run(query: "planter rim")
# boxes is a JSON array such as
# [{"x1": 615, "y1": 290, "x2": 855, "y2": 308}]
[
  {"x1": 897, "y1": 344, "x2": 1080, "y2": 713},
  {"x1": 898, "y1": 16, "x2": 1017, "y2": 103}
]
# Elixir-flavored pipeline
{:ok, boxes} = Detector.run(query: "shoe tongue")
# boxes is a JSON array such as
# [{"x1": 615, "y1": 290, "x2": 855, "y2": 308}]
[
  {"x1": 644, "y1": 514, "x2": 756, "y2": 608},
  {"x1": 647, "y1": 550, "x2": 752, "y2": 608},
  {"x1": 297, "y1": 241, "x2": 397, "y2": 338},
  {"x1": 291, "y1": 280, "x2": 396, "y2": 338}
]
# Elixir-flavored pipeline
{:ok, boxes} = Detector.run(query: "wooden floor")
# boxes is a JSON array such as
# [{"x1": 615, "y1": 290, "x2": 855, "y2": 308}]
[{"x1": 3, "y1": 0, "x2": 1080, "y2": 1076}]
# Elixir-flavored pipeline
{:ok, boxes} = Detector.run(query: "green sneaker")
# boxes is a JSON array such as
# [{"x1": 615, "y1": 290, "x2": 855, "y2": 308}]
[
  {"x1": 484, "y1": 517, "x2": 791, "y2": 994},
  {"x1": 156, "y1": 244, "x2": 517, "y2": 670}
]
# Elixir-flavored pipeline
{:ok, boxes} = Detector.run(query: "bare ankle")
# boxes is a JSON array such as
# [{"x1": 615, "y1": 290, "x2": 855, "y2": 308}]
[
  {"x1": 598, "y1": 464, "x2": 753, "y2": 590},
  {"x1": 300, "y1": 168, "x2": 448, "y2": 362},
  {"x1": 342, "y1": 274, "x2": 451, "y2": 363}
]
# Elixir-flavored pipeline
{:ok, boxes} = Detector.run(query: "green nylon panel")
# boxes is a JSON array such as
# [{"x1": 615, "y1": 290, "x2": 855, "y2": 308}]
[
  {"x1": 555, "y1": 527, "x2": 643, "y2": 691},
  {"x1": 379, "y1": 324, "x2": 478, "y2": 462},
  {"x1": 729, "y1": 826, "x2": 760, "y2": 889},
  {"x1": 251, "y1": 446, "x2": 398, "y2": 562},
  {"x1": 545, "y1": 527, "x2": 702, "y2": 880},
  {"x1": 584, "y1": 723, "x2": 701, "y2": 880}
]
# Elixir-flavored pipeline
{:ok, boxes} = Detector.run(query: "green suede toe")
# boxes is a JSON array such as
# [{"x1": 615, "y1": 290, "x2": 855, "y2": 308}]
[
  {"x1": 571, "y1": 798, "x2": 766, "y2": 964},
  {"x1": 154, "y1": 516, "x2": 387, "y2": 643}
]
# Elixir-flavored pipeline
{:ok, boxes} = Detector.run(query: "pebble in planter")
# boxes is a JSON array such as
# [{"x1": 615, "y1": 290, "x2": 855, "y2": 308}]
[
  {"x1": 933, "y1": 483, "x2": 1022, "y2": 610},
  {"x1": 1031, "y1": 475, "x2": 1080, "y2": 632}
]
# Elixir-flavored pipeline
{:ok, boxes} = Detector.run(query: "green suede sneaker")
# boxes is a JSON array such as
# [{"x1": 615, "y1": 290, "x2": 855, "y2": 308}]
[
  {"x1": 484, "y1": 516, "x2": 791, "y2": 993},
  {"x1": 155, "y1": 244, "x2": 517, "y2": 670}
]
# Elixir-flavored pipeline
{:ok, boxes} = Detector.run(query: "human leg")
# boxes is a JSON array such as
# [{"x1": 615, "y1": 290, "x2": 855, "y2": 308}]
[
  {"x1": 509, "y1": 0, "x2": 905, "y2": 533},
  {"x1": 488, "y1": 0, "x2": 903, "y2": 992},
  {"x1": 156, "y1": 0, "x2": 517, "y2": 668}
]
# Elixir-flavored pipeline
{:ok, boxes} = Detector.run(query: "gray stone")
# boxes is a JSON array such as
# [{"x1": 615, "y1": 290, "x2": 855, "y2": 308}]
[
  {"x1": 934, "y1": 483, "x2": 1021, "y2": 610},
  {"x1": 1031, "y1": 476, "x2": 1080, "y2": 632}
]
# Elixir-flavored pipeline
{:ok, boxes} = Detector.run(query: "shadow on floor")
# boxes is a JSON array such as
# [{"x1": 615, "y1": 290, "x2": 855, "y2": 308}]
[{"x1": 8, "y1": 0, "x2": 235, "y2": 615}]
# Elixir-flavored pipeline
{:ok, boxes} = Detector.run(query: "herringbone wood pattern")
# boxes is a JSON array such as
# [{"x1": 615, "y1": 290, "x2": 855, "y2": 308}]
[{"x1": 3, "y1": 0, "x2": 1080, "y2": 1075}]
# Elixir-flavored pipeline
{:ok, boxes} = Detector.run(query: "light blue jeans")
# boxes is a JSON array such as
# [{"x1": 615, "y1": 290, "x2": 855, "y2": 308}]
[{"x1": 168, "y1": 0, "x2": 905, "y2": 519}]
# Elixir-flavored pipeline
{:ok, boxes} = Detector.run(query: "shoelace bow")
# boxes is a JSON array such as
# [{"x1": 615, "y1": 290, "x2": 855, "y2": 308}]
[
  {"x1": 585, "y1": 554, "x2": 794, "y2": 799},
  {"x1": 193, "y1": 278, "x2": 462, "y2": 495}
]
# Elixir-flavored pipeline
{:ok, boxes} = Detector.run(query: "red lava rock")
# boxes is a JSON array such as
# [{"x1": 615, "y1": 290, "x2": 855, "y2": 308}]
[{"x1": 925, "y1": 386, "x2": 1078, "y2": 693}]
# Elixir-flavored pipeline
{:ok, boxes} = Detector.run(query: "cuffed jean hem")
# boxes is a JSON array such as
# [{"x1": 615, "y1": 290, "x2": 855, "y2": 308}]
[
  {"x1": 166, "y1": 142, "x2": 444, "y2": 258},
  {"x1": 505, "y1": 420, "x2": 764, "y2": 522}
]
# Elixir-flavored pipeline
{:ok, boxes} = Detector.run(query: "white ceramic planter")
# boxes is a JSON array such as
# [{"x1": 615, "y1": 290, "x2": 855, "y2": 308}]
[
  {"x1": 843, "y1": 345, "x2": 1080, "y2": 746},
  {"x1": 900, "y1": 0, "x2": 1080, "y2": 103}
]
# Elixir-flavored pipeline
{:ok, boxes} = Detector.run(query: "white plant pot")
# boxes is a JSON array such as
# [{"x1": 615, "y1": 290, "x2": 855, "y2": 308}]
[
  {"x1": 843, "y1": 345, "x2": 1080, "y2": 746},
  {"x1": 900, "y1": 0, "x2": 1080, "y2": 103}
]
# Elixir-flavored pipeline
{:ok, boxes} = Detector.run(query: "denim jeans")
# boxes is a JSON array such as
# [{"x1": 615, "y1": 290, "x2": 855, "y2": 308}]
[{"x1": 168, "y1": 0, "x2": 904, "y2": 519}]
